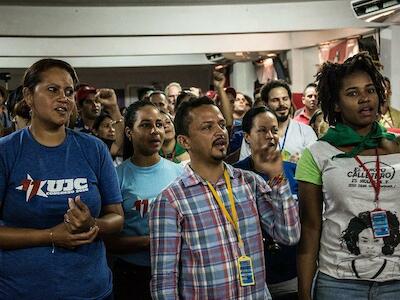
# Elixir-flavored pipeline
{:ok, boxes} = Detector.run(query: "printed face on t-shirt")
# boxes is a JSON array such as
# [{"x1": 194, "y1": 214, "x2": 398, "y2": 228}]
[{"x1": 357, "y1": 228, "x2": 384, "y2": 257}]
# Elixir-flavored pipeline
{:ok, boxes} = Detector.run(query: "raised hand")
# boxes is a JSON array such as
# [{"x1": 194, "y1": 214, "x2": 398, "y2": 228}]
[
  {"x1": 252, "y1": 147, "x2": 284, "y2": 179},
  {"x1": 95, "y1": 88, "x2": 118, "y2": 110},
  {"x1": 213, "y1": 71, "x2": 226, "y2": 90}
]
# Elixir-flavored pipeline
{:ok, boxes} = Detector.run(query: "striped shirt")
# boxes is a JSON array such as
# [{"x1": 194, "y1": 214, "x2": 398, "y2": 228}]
[{"x1": 149, "y1": 163, "x2": 300, "y2": 300}]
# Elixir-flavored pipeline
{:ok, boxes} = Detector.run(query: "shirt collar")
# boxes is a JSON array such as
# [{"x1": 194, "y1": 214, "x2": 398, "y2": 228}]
[{"x1": 182, "y1": 162, "x2": 237, "y2": 188}]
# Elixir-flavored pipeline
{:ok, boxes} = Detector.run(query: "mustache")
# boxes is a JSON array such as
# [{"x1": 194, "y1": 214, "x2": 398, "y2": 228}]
[{"x1": 276, "y1": 106, "x2": 289, "y2": 111}]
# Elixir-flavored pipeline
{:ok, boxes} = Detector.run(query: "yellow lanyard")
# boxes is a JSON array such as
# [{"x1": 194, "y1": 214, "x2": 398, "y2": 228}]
[{"x1": 206, "y1": 169, "x2": 244, "y2": 251}]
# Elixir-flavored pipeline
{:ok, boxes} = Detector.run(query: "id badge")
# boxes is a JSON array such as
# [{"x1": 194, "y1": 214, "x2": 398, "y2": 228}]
[
  {"x1": 370, "y1": 210, "x2": 390, "y2": 238},
  {"x1": 237, "y1": 255, "x2": 255, "y2": 286}
]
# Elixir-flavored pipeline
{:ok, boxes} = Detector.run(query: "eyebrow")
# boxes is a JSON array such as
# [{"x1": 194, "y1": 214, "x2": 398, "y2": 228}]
[{"x1": 344, "y1": 83, "x2": 375, "y2": 92}]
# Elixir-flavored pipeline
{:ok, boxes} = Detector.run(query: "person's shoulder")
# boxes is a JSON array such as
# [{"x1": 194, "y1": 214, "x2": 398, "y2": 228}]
[
  {"x1": 294, "y1": 119, "x2": 315, "y2": 132},
  {"x1": 229, "y1": 163, "x2": 261, "y2": 183},
  {"x1": 0, "y1": 128, "x2": 25, "y2": 146},
  {"x1": 232, "y1": 156, "x2": 250, "y2": 170}
]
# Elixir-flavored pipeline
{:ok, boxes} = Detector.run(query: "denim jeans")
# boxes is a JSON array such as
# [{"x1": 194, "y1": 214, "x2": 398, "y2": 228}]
[{"x1": 314, "y1": 272, "x2": 400, "y2": 300}]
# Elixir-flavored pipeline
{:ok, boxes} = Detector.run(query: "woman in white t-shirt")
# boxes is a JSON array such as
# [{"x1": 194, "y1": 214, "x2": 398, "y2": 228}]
[{"x1": 296, "y1": 53, "x2": 400, "y2": 300}]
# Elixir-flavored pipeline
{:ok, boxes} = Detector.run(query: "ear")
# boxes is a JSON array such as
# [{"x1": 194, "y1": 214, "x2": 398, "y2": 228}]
[
  {"x1": 177, "y1": 134, "x2": 191, "y2": 151},
  {"x1": 23, "y1": 87, "x2": 33, "y2": 108},
  {"x1": 301, "y1": 96, "x2": 306, "y2": 105},
  {"x1": 125, "y1": 127, "x2": 132, "y2": 141},
  {"x1": 334, "y1": 102, "x2": 341, "y2": 113},
  {"x1": 244, "y1": 132, "x2": 251, "y2": 145}
]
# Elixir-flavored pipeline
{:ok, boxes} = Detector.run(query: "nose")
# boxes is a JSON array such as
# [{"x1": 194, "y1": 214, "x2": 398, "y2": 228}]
[
  {"x1": 150, "y1": 124, "x2": 161, "y2": 134},
  {"x1": 266, "y1": 130, "x2": 274, "y2": 138}
]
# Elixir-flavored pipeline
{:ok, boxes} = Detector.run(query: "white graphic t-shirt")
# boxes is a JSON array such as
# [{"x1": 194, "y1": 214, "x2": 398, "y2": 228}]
[{"x1": 299, "y1": 141, "x2": 400, "y2": 282}]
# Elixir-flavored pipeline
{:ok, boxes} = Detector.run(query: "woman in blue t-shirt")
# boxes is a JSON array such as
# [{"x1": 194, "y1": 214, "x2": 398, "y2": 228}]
[{"x1": 0, "y1": 58, "x2": 124, "y2": 300}]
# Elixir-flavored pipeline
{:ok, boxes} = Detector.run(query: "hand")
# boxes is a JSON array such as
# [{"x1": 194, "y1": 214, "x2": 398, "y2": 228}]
[
  {"x1": 64, "y1": 195, "x2": 96, "y2": 234},
  {"x1": 95, "y1": 88, "x2": 118, "y2": 110},
  {"x1": 50, "y1": 222, "x2": 99, "y2": 250},
  {"x1": 252, "y1": 148, "x2": 284, "y2": 179},
  {"x1": 213, "y1": 71, "x2": 226, "y2": 90},
  {"x1": 289, "y1": 152, "x2": 300, "y2": 163}
]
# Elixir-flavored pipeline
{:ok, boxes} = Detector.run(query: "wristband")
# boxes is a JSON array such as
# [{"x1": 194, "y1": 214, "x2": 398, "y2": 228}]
[{"x1": 49, "y1": 231, "x2": 55, "y2": 254}]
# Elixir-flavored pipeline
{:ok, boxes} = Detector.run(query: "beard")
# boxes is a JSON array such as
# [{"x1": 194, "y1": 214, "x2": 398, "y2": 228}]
[
  {"x1": 276, "y1": 113, "x2": 289, "y2": 123},
  {"x1": 211, "y1": 151, "x2": 227, "y2": 162}
]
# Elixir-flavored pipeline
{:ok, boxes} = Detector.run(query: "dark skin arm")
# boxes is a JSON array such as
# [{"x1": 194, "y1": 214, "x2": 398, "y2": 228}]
[{"x1": 297, "y1": 181, "x2": 323, "y2": 300}]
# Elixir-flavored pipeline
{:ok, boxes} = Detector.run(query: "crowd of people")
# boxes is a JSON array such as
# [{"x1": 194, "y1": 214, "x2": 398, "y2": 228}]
[{"x1": 1, "y1": 52, "x2": 400, "y2": 300}]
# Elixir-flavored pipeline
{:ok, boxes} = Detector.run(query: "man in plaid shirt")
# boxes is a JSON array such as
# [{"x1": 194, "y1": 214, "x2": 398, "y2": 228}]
[{"x1": 149, "y1": 97, "x2": 300, "y2": 299}]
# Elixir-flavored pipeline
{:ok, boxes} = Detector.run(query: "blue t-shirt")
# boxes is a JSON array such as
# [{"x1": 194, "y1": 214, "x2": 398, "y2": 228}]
[
  {"x1": 0, "y1": 128, "x2": 122, "y2": 300},
  {"x1": 115, "y1": 157, "x2": 183, "y2": 266},
  {"x1": 234, "y1": 156, "x2": 298, "y2": 284}
]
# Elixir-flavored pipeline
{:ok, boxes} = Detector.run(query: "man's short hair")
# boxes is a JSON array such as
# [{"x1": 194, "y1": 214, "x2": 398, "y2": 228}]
[
  {"x1": 303, "y1": 82, "x2": 317, "y2": 94},
  {"x1": 174, "y1": 96, "x2": 216, "y2": 136},
  {"x1": 260, "y1": 80, "x2": 292, "y2": 103},
  {"x1": 165, "y1": 82, "x2": 182, "y2": 95}
]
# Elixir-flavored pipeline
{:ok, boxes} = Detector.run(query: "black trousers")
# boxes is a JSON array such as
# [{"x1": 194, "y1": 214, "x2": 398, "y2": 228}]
[{"x1": 112, "y1": 259, "x2": 152, "y2": 300}]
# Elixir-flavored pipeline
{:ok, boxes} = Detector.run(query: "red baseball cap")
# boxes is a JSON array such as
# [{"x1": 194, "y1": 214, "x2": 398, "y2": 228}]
[{"x1": 76, "y1": 84, "x2": 97, "y2": 105}]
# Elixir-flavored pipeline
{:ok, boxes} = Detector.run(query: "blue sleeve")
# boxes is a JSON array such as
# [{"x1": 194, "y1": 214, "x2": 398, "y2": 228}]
[
  {"x1": 97, "y1": 142, "x2": 122, "y2": 205},
  {"x1": 283, "y1": 162, "x2": 298, "y2": 198},
  {"x1": 229, "y1": 131, "x2": 244, "y2": 154}
]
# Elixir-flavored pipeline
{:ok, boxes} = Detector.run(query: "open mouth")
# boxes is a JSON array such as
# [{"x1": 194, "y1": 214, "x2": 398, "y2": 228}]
[
  {"x1": 213, "y1": 138, "x2": 227, "y2": 149},
  {"x1": 359, "y1": 107, "x2": 373, "y2": 116},
  {"x1": 55, "y1": 107, "x2": 68, "y2": 114}
]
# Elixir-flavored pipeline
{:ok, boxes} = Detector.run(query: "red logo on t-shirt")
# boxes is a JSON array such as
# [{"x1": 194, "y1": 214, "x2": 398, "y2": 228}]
[
  {"x1": 133, "y1": 199, "x2": 149, "y2": 218},
  {"x1": 16, "y1": 174, "x2": 48, "y2": 202}
]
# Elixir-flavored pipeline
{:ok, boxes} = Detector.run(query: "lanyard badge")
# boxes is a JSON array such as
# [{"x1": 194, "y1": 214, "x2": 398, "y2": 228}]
[
  {"x1": 370, "y1": 209, "x2": 390, "y2": 238},
  {"x1": 355, "y1": 150, "x2": 389, "y2": 238},
  {"x1": 207, "y1": 169, "x2": 255, "y2": 287},
  {"x1": 237, "y1": 255, "x2": 255, "y2": 286}
]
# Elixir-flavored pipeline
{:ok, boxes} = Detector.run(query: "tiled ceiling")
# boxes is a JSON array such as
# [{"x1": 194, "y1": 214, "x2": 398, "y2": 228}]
[{"x1": 0, "y1": 0, "x2": 323, "y2": 6}]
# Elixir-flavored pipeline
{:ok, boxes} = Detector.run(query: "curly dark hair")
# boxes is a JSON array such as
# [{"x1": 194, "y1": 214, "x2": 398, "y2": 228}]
[
  {"x1": 341, "y1": 210, "x2": 400, "y2": 256},
  {"x1": 315, "y1": 52, "x2": 385, "y2": 126},
  {"x1": 260, "y1": 80, "x2": 292, "y2": 103}
]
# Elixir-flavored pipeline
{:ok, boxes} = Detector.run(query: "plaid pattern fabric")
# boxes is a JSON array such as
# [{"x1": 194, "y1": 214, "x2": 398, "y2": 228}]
[{"x1": 149, "y1": 163, "x2": 300, "y2": 300}]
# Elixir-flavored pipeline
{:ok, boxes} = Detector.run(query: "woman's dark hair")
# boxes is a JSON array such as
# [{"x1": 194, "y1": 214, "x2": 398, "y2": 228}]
[
  {"x1": 123, "y1": 100, "x2": 158, "y2": 160},
  {"x1": 316, "y1": 52, "x2": 385, "y2": 125},
  {"x1": 124, "y1": 99, "x2": 157, "y2": 129},
  {"x1": 242, "y1": 106, "x2": 276, "y2": 134},
  {"x1": 341, "y1": 210, "x2": 400, "y2": 256},
  {"x1": 175, "y1": 91, "x2": 193, "y2": 112},
  {"x1": 22, "y1": 58, "x2": 79, "y2": 92},
  {"x1": 6, "y1": 85, "x2": 24, "y2": 115},
  {"x1": 13, "y1": 99, "x2": 31, "y2": 120},
  {"x1": 93, "y1": 111, "x2": 113, "y2": 131},
  {"x1": 174, "y1": 96, "x2": 215, "y2": 136}
]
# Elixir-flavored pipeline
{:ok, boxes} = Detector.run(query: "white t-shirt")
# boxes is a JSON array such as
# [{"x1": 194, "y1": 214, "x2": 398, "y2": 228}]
[
  {"x1": 304, "y1": 141, "x2": 400, "y2": 281},
  {"x1": 239, "y1": 119, "x2": 317, "y2": 160}
]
